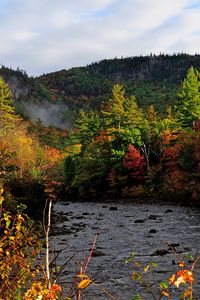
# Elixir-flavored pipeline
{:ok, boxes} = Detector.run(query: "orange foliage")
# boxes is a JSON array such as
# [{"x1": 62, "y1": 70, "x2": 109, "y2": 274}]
[
  {"x1": 169, "y1": 269, "x2": 193, "y2": 288},
  {"x1": 44, "y1": 284, "x2": 62, "y2": 299},
  {"x1": 43, "y1": 147, "x2": 64, "y2": 170},
  {"x1": 95, "y1": 130, "x2": 113, "y2": 143},
  {"x1": 160, "y1": 130, "x2": 178, "y2": 146}
]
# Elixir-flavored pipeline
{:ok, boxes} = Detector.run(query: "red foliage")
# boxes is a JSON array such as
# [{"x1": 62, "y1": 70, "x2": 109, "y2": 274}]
[
  {"x1": 123, "y1": 145, "x2": 146, "y2": 179},
  {"x1": 162, "y1": 143, "x2": 182, "y2": 171}
]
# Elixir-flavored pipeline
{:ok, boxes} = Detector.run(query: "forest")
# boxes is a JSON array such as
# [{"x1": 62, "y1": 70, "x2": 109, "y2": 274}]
[
  {"x1": 0, "y1": 57, "x2": 200, "y2": 299},
  {"x1": 63, "y1": 66, "x2": 200, "y2": 203}
]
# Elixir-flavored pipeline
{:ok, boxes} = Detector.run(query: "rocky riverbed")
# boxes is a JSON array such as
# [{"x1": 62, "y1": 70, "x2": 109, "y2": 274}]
[{"x1": 50, "y1": 201, "x2": 200, "y2": 299}]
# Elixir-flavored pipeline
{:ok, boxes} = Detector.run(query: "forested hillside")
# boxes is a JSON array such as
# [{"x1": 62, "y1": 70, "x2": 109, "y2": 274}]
[
  {"x1": 39, "y1": 53, "x2": 200, "y2": 111},
  {"x1": 1, "y1": 54, "x2": 200, "y2": 127}
]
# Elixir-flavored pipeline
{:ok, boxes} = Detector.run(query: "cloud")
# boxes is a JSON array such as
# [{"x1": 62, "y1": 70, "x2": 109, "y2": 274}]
[{"x1": 0, "y1": 0, "x2": 199, "y2": 75}]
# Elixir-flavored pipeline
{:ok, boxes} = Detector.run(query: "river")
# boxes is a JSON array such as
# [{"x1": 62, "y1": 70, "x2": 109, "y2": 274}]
[{"x1": 50, "y1": 201, "x2": 200, "y2": 299}]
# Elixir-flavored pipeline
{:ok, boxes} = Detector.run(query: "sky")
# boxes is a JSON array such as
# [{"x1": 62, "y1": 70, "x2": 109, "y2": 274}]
[{"x1": 0, "y1": 0, "x2": 200, "y2": 76}]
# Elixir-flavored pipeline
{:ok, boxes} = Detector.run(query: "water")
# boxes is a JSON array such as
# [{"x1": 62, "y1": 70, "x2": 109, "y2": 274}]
[{"x1": 50, "y1": 201, "x2": 200, "y2": 299}]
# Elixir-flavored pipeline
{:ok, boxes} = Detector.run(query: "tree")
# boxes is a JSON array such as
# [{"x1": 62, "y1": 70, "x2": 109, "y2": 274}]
[
  {"x1": 160, "y1": 106, "x2": 179, "y2": 131},
  {"x1": 124, "y1": 95, "x2": 143, "y2": 128},
  {"x1": 176, "y1": 67, "x2": 200, "y2": 128},
  {"x1": 75, "y1": 110, "x2": 102, "y2": 149},
  {"x1": 0, "y1": 77, "x2": 17, "y2": 135},
  {"x1": 123, "y1": 145, "x2": 146, "y2": 181},
  {"x1": 102, "y1": 84, "x2": 126, "y2": 129}
]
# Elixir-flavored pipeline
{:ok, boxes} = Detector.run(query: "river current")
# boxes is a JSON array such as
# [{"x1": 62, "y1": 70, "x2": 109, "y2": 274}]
[{"x1": 50, "y1": 201, "x2": 200, "y2": 299}]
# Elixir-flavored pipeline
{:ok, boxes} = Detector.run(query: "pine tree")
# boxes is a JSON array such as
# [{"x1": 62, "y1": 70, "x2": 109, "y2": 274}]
[{"x1": 176, "y1": 67, "x2": 200, "y2": 129}]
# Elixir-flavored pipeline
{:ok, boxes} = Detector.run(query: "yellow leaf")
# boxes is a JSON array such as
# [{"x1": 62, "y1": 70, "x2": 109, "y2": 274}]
[
  {"x1": 78, "y1": 279, "x2": 92, "y2": 290},
  {"x1": 144, "y1": 265, "x2": 150, "y2": 273},
  {"x1": 134, "y1": 261, "x2": 141, "y2": 268},
  {"x1": 0, "y1": 196, "x2": 4, "y2": 205},
  {"x1": 16, "y1": 224, "x2": 21, "y2": 231}
]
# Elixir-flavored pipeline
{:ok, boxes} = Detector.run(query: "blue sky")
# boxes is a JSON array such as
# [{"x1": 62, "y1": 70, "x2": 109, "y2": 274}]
[{"x1": 0, "y1": 0, "x2": 199, "y2": 76}]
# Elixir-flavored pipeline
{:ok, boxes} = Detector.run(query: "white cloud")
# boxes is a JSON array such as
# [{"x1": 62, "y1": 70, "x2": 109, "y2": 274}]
[{"x1": 0, "y1": 0, "x2": 199, "y2": 75}]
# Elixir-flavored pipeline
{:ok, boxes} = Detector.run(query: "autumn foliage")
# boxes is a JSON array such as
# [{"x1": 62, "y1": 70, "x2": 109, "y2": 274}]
[{"x1": 123, "y1": 145, "x2": 146, "y2": 180}]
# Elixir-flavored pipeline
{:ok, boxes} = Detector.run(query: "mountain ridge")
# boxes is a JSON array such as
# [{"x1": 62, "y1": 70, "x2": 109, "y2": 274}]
[{"x1": 1, "y1": 53, "x2": 200, "y2": 127}]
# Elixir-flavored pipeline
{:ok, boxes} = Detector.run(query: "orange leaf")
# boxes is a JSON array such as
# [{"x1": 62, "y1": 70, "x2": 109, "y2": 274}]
[
  {"x1": 169, "y1": 274, "x2": 176, "y2": 284},
  {"x1": 178, "y1": 261, "x2": 185, "y2": 268},
  {"x1": 78, "y1": 279, "x2": 92, "y2": 290},
  {"x1": 50, "y1": 284, "x2": 62, "y2": 293},
  {"x1": 162, "y1": 290, "x2": 169, "y2": 297}
]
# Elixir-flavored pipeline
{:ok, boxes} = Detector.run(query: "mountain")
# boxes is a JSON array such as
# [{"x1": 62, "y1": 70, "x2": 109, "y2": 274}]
[{"x1": 1, "y1": 53, "x2": 200, "y2": 127}]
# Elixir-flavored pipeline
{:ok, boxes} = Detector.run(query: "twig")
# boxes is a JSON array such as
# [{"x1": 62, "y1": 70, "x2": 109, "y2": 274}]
[
  {"x1": 43, "y1": 198, "x2": 48, "y2": 235},
  {"x1": 45, "y1": 198, "x2": 52, "y2": 289},
  {"x1": 190, "y1": 254, "x2": 200, "y2": 300},
  {"x1": 83, "y1": 232, "x2": 98, "y2": 274},
  {"x1": 53, "y1": 254, "x2": 75, "y2": 284}
]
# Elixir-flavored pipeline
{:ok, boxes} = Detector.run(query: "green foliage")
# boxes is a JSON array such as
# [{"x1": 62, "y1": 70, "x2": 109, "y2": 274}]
[
  {"x1": 102, "y1": 84, "x2": 126, "y2": 129},
  {"x1": 176, "y1": 66, "x2": 200, "y2": 128},
  {"x1": 75, "y1": 109, "x2": 103, "y2": 147},
  {"x1": 64, "y1": 156, "x2": 76, "y2": 184}
]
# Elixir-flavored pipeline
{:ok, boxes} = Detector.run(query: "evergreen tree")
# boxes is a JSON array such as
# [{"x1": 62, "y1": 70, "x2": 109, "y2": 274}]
[
  {"x1": 102, "y1": 84, "x2": 126, "y2": 129},
  {"x1": 176, "y1": 67, "x2": 200, "y2": 128},
  {"x1": 124, "y1": 95, "x2": 143, "y2": 128},
  {"x1": 75, "y1": 109, "x2": 102, "y2": 149},
  {"x1": 0, "y1": 77, "x2": 17, "y2": 135}
]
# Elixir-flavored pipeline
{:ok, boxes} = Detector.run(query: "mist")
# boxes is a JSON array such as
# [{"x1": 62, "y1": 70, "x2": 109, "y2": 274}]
[{"x1": 20, "y1": 101, "x2": 73, "y2": 129}]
